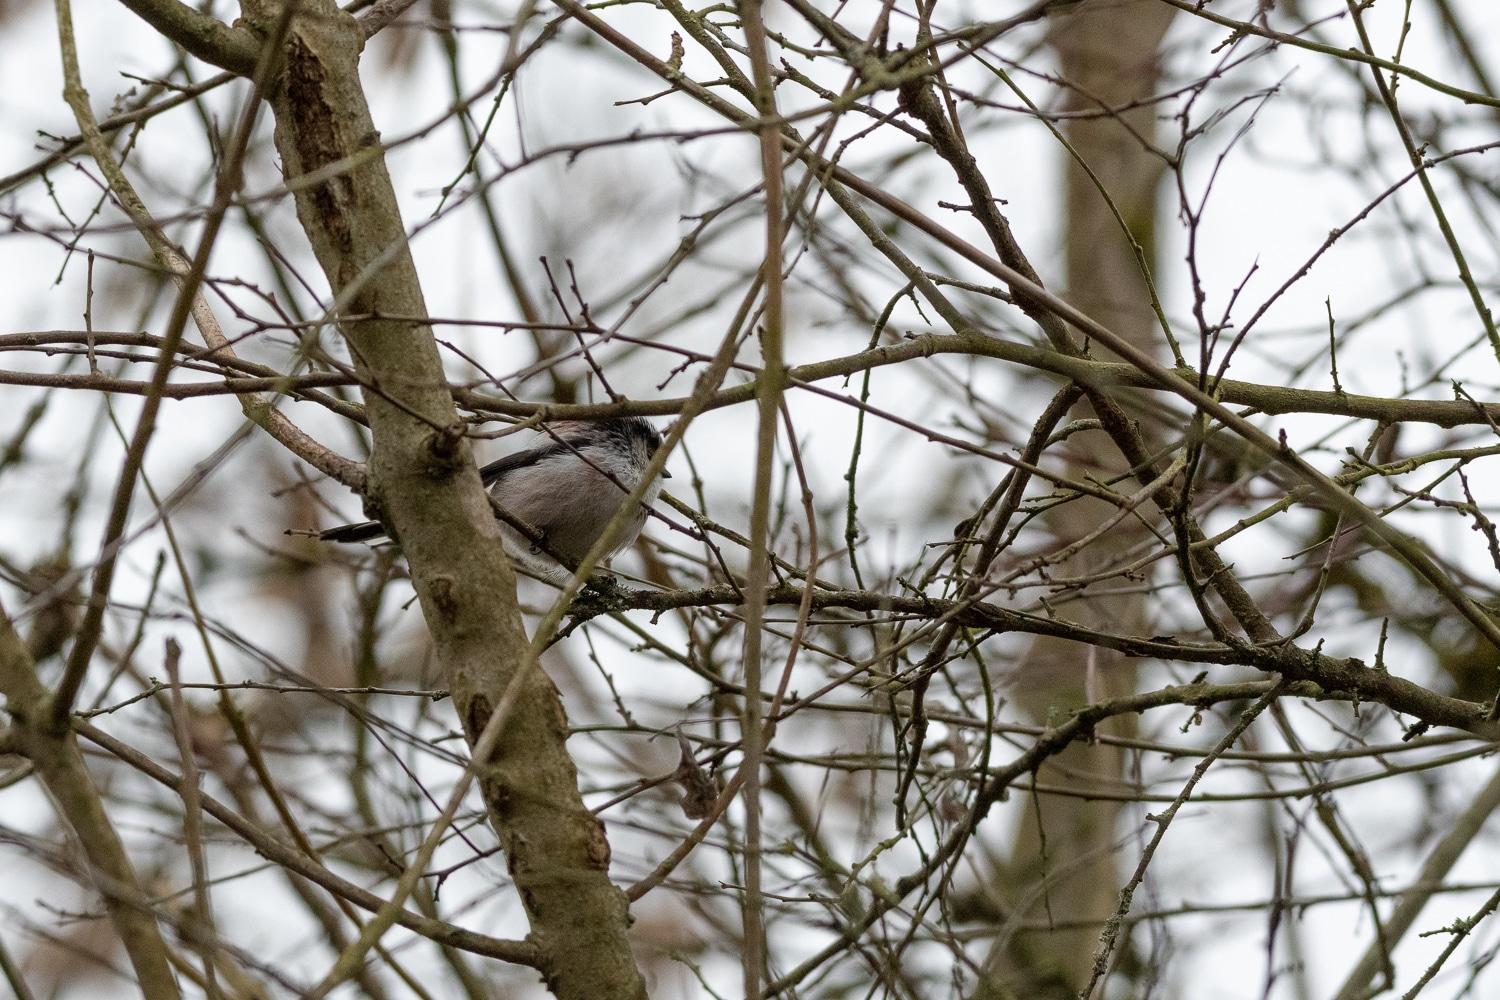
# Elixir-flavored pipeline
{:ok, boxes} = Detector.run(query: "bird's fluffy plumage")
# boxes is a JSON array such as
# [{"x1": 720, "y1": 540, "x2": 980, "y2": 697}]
[{"x1": 320, "y1": 417, "x2": 667, "y2": 583}]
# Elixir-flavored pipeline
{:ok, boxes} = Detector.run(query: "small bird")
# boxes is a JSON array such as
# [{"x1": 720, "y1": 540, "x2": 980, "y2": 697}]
[{"x1": 320, "y1": 417, "x2": 669, "y2": 583}]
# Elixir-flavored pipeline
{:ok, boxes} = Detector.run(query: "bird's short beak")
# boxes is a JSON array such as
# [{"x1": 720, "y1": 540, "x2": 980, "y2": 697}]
[{"x1": 661, "y1": 469, "x2": 673, "y2": 479}]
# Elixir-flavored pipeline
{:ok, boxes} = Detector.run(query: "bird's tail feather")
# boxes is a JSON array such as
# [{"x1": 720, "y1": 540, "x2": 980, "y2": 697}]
[{"x1": 319, "y1": 520, "x2": 387, "y2": 544}]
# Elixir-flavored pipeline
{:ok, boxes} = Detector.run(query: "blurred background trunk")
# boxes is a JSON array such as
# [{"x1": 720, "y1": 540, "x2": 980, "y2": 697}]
[{"x1": 979, "y1": 3, "x2": 1176, "y2": 996}]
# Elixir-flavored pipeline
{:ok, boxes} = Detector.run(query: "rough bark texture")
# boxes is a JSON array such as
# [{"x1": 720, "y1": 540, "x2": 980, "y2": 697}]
[
  {"x1": 233, "y1": 2, "x2": 645, "y2": 995},
  {"x1": 983, "y1": 3, "x2": 1177, "y2": 996},
  {"x1": 0, "y1": 602, "x2": 183, "y2": 1000}
]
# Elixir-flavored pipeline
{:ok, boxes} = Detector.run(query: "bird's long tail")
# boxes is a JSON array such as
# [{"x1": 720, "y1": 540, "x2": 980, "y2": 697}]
[{"x1": 319, "y1": 520, "x2": 387, "y2": 544}]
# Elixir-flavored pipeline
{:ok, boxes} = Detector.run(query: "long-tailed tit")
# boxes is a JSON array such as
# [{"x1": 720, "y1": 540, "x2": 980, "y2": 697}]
[{"x1": 320, "y1": 416, "x2": 669, "y2": 583}]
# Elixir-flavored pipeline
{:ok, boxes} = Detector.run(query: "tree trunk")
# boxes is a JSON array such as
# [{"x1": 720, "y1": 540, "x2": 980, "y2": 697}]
[
  {"x1": 235, "y1": 3, "x2": 647, "y2": 995},
  {"x1": 981, "y1": 3, "x2": 1176, "y2": 996}
]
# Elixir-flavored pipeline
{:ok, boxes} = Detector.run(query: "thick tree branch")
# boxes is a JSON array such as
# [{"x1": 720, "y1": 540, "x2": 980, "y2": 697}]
[
  {"x1": 9, "y1": 329, "x2": 1500, "y2": 429},
  {"x1": 113, "y1": 0, "x2": 261, "y2": 75}
]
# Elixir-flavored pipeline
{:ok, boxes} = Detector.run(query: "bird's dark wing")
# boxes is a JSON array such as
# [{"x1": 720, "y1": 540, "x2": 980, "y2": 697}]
[
  {"x1": 321, "y1": 440, "x2": 571, "y2": 545},
  {"x1": 478, "y1": 441, "x2": 565, "y2": 484}
]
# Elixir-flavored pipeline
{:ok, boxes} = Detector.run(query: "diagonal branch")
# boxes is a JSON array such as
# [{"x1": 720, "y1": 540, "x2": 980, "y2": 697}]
[
  {"x1": 113, "y1": 0, "x2": 261, "y2": 75},
  {"x1": 0, "y1": 600, "x2": 182, "y2": 1000},
  {"x1": 1331, "y1": 760, "x2": 1500, "y2": 1000}
]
